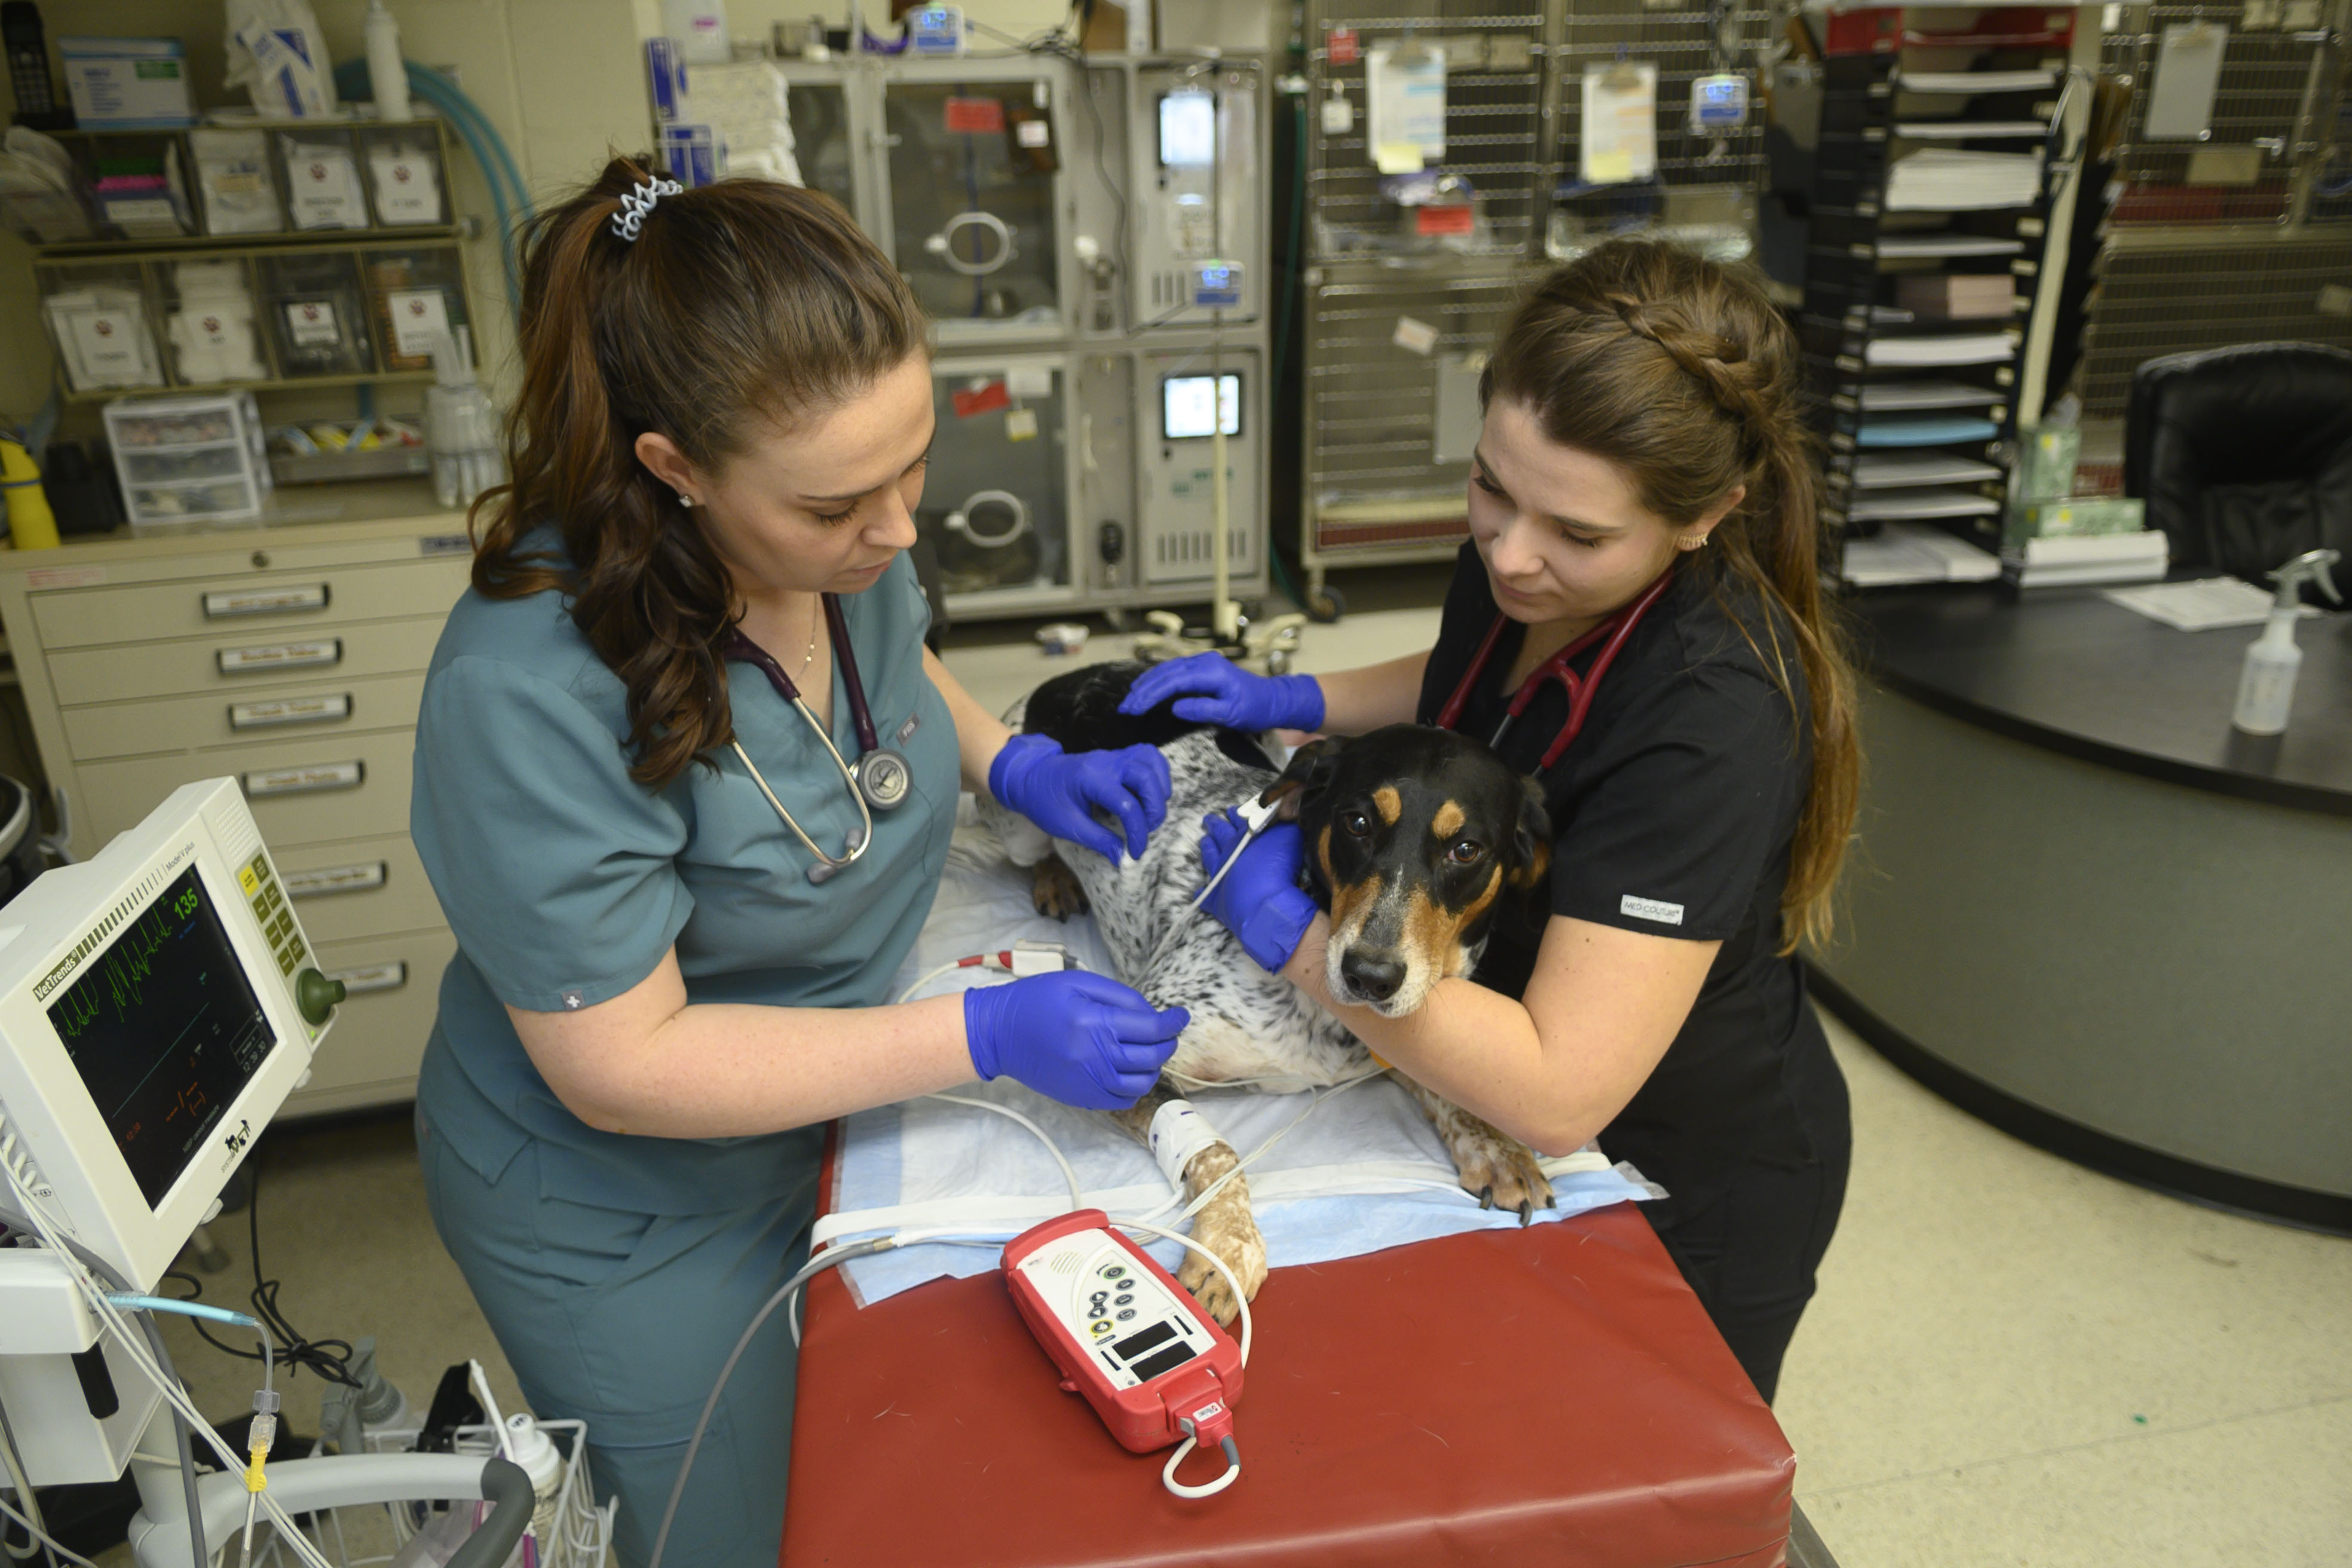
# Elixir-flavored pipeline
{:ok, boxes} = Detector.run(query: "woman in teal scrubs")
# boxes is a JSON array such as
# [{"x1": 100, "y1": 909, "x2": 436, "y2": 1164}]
[{"x1": 408, "y1": 162, "x2": 1189, "y2": 1568}]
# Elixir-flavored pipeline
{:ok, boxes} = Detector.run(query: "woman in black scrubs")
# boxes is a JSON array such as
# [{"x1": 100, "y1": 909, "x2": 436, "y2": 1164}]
[{"x1": 1129, "y1": 240, "x2": 1859, "y2": 1400}]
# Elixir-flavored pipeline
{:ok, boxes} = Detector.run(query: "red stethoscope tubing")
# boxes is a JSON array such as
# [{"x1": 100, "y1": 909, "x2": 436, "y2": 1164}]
[
  {"x1": 1434, "y1": 568, "x2": 1676, "y2": 774},
  {"x1": 724, "y1": 593, "x2": 880, "y2": 757}
]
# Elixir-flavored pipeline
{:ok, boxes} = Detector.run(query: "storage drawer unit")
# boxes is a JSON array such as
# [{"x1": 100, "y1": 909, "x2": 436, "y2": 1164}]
[{"x1": 0, "y1": 512, "x2": 473, "y2": 1117}]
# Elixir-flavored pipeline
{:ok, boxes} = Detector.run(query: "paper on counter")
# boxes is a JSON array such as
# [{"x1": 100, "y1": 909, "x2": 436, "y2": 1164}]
[
  {"x1": 2102, "y1": 576, "x2": 2319, "y2": 631},
  {"x1": 1866, "y1": 332, "x2": 2016, "y2": 367},
  {"x1": 1842, "y1": 520, "x2": 2002, "y2": 585}
]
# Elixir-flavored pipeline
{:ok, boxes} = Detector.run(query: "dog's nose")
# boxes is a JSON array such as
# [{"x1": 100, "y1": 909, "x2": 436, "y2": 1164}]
[{"x1": 1340, "y1": 951, "x2": 1405, "y2": 1004}]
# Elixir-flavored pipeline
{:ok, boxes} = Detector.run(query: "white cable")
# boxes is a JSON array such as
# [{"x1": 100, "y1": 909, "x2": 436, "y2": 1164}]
[
  {"x1": 921, "y1": 1094, "x2": 1085, "y2": 1210},
  {"x1": 893, "y1": 959, "x2": 977, "y2": 1006},
  {"x1": 0, "y1": 1497, "x2": 94, "y2": 1568},
  {"x1": 0, "y1": 1158, "x2": 337, "y2": 1568},
  {"x1": 0, "y1": 1410, "x2": 54, "y2": 1566}
]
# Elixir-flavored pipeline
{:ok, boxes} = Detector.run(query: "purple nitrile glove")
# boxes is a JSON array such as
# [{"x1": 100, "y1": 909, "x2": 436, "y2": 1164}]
[
  {"x1": 1197, "y1": 808, "x2": 1318, "y2": 974},
  {"x1": 964, "y1": 971, "x2": 1190, "y2": 1110},
  {"x1": 1118, "y1": 653, "x2": 1325, "y2": 734},
  {"x1": 989, "y1": 733, "x2": 1171, "y2": 862}
]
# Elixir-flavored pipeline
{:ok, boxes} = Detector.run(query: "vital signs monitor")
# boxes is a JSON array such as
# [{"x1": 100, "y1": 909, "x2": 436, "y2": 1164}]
[{"x1": 0, "y1": 777, "x2": 342, "y2": 1296}]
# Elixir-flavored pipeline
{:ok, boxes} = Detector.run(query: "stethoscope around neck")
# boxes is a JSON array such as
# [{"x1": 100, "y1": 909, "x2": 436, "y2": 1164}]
[
  {"x1": 1434, "y1": 567, "x2": 1676, "y2": 778},
  {"x1": 723, "y1": 594, "x2": 912, "y2": 885}
]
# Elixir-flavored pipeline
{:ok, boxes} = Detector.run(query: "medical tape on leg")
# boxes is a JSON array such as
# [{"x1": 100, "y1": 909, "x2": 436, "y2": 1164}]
[{"x1": 1148, "y1": 1099, "x2": 1224, "y2": 1189}]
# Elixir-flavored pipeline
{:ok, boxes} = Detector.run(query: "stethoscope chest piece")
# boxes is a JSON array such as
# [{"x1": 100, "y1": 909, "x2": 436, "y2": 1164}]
[{"x1": 855, "y1": 747, "x2": 914, "y2": 812}]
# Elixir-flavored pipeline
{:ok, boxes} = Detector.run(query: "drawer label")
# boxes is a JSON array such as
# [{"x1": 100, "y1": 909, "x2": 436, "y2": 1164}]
[
  {"x1": 219, "y1": 638, "x2": 342, "y2": 675},
  {"x1": 27, "y1": 565, "x2": 107, "y2": 590},
  {"x1": 329, "y1": 960, "x2": 408, "y2": 994},
  {"x1": 419, "y1": 534, "x2": 471, "y2": 557},
  {"x1": 244, "y1": 761, "x2": 364, "y2": 797},
  {"x1": 282, "y1": 862, "x2": 387, "y2": 898},
  {"x1": 229, "y1": 693, "x2": 352, "y2": 730},
  {"x1": 205, "y1": 584, "x2": 330, "y2": 618}
]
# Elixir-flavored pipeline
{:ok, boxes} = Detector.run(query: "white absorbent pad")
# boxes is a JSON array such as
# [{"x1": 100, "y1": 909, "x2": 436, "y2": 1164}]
[{"x1": 817, "y1": 810, "x2": 1659, "y2": 1307}]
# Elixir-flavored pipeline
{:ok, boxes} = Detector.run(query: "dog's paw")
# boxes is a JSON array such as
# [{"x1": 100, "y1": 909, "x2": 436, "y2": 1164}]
[
  {"x1": 1178, "y1": 1209, "x2": 1267, "y2": 1328},
  {"x1": 1454, "y1": 1135, "x2": 1555, "y2": 1226},
  {"x1": 1030, "y1": 856, "x2": 1091, "y2": 920}
]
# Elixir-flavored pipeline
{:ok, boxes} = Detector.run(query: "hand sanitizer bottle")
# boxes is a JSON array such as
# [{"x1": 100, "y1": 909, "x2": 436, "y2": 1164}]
[{"x1": 2231, "y1": 548, "x2": 2343, "y2": 736}]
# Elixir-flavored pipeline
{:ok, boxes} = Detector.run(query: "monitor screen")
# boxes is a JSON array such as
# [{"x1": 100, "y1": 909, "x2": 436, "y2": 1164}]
[
  {"x1": 46, "y1": 867, "x2": 277, "y2": 1208},
  {"x1": 1158, "y1": 91, "x2": 1216, "y2": 167},
  {"x1": 1162, "y1": 372, "x2": 1242, "y2": 440}
]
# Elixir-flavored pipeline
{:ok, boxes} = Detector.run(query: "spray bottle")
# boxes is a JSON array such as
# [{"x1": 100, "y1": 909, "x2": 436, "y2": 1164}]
[
  {"x1": 2230, "y1": 548, "x2": 2342, "y2": 736},
  {"x1": 366, "y1": 1, "x2": 411, "y2": 122}
]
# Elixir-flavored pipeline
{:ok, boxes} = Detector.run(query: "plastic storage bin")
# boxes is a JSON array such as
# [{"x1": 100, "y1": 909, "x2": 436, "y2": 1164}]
[
  {"x1": 188, "y1": 125, "x2": 284, "y2": 235},
  {"x1": 363, "y1": 249, "x2": 468, "y2": 372},
  {"x1": 105, "y1": 391, "x2": 273, "y2": 526},
  {"x1": 258, "y1": 252, "x2": 376, "y2": 378},
  {"x1": 160, "y1": 256, "x2": 271, "y2": 385},
  {"x1": 358, "y1": 125, "x2": 447, "y2": 226},
  {"x1": 39, "y1": 260, "x2": 167, "y2": 392},
  {"x1": 278, "y1": 127, "x2": 370, "y2": 231}
]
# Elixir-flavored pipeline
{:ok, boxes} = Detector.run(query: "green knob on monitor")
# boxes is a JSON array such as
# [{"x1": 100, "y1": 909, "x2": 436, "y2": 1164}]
[{"x1": 296, "y1": 968, "x2": 347, "y2": 1025}]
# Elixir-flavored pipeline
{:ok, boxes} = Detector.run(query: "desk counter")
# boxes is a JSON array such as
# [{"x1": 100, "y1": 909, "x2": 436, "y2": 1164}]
[{"x1": 1814, "y1": 584, "x2": 2352, "y2": 1232}]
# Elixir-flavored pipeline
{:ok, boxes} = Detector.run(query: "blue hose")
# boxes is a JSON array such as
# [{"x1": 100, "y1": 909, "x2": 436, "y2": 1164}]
[{"x1": 332, "y1": 57, "x2": 532, "y2": 316}]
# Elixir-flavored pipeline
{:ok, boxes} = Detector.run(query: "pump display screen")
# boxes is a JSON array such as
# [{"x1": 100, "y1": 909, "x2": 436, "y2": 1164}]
[
  {"x1": 45, "y1": 867, "x2": 275, "y2": 1207},
  {"x1": 1162, "y1": 373, "x2": 1242, "y2": 439},
  {"x1": 1158, "y1": 91, "x2": 1216, "y2": 167}
]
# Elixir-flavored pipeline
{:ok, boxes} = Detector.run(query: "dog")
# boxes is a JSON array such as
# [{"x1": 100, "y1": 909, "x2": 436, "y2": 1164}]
[{"x1": 983, "y1": 660, "x2": 1559, "y2": 1325}]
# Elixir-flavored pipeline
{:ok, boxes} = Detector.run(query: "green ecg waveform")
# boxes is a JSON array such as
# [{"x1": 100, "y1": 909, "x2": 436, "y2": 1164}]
[{"x1": 53, "y1": 901, "x2": 193, "y2": 1040}]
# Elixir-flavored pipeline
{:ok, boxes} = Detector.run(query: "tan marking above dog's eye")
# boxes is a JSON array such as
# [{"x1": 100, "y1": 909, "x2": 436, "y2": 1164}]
[
  {"x1": 1340, "y1": 809, "x2": 1373, "y2": 838},
  {"x1": 1432, "y1": 800, "x2": 1465, "y2": 838},
  {"x1": 1447, "y1": 840, "x2": 1485, "y2": 865},
  {"x1": 1371, "y1": 786, "x2": 1401, "y2": 826}
]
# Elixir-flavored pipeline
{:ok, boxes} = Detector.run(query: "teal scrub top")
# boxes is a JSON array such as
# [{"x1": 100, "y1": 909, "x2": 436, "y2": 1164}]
[{"x1": 409, "y1": 547, "x2": 958, "y2": 1214}]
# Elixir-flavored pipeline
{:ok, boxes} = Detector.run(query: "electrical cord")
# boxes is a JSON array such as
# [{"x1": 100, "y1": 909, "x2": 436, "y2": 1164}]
[
  {"x1": 0, "y1": 1149, "x2": 339, "y2": 1568},
  {"x1": 0, "y1": 1395, "x2": 63, "y2": 1568},
  {"x1": 172, "y1": 1156, "x2": 360, "y2": 1388}
]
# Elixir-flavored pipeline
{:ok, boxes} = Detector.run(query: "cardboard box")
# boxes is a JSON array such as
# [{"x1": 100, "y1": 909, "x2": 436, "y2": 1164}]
[
  {"x1": 1895, "y1": 272, "x2": 2015, "y2": 320},
  {"x1": 2002, "y1": 495, "x2": 2144, "y2": 549},
  {"x1": 2014, "y1": 424, "x2": 2081, "y2": 503},
  {"x1": 60, "y1": 38, "x2": 194, "y2": 129}
]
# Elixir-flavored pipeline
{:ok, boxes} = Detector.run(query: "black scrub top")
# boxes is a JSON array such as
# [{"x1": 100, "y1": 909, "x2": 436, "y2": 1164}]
[{"x1": 1416, "y1": 543, "x2": 1842, "y2": 1227}]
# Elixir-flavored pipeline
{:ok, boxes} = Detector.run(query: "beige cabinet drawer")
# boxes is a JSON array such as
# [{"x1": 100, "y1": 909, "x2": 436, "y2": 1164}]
[
  {"x1": 283, "y1": 927, "x2": 455, "y2": 1114},
  {"x1": 274, "y1": 832, "x2": 445, "y2": 947},
  {"x1": 79, "y1": 728, "x2": 415, "y2": 849},
  {"x1": 51, "y1": 616, "x2": 448, "y2": 707},
  {"x1": 62, "y1": 672, "x2": 427, "y2": 762},
  {"x1": 32, "y1": 557, "x2": 470, "y2": 650}
]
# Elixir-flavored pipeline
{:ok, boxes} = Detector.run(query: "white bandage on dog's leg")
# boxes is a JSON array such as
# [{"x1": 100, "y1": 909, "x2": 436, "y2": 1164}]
[{"x1": 1148, "y1": 1100, "x2": 1223, "y2": 1189}]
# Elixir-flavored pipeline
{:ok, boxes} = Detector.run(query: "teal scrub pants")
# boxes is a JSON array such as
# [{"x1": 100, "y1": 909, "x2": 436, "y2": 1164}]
[{"x1": 415, "y1": 1107, "x2": 815, "y2": 1568}]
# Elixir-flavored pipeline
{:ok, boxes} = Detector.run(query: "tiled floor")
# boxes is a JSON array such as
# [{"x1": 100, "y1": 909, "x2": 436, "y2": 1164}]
[{"x1": 79, "y1": 587, "x2": 2352, "y2": 1566}]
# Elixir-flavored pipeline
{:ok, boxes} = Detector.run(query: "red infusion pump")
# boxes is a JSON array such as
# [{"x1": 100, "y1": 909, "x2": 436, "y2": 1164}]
[{"x1": 1002, "y1": 1211, "x2": 1244, "y2": 1474}]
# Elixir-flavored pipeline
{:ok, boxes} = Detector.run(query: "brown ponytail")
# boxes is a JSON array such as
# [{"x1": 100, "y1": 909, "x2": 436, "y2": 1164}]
[
  {"x1": 1481, "y1": 240, "x2": 1860, "y2": 953},
  {"x1": 471, "y1": 157, "x2": 928, "y2": 788}
]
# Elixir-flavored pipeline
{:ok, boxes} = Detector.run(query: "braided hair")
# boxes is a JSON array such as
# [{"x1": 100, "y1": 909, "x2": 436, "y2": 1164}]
[{"x1": 1479, "y1": 239, "x2": 1860, "y2": 953}]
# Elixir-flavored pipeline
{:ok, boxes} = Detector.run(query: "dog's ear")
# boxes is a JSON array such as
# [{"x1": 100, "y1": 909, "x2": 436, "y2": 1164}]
[
  {"x1": 1508, "y1": 774, "x2": 1553, "y2": 889},
  {"x1": 1258, "y1": 737, "x2": 1345, "y2": 822}
]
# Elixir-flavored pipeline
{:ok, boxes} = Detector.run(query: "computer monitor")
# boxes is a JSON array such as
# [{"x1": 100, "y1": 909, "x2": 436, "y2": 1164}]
[
  {"x1": 0, "y1": 778, "x2": 337, "y2": 1293},
  {"x1": 1162, "y1": 372, "x2": 1242, "y2": 440}
]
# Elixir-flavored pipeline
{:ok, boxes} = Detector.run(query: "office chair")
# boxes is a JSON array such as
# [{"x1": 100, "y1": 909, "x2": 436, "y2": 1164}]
[{"x1": 2124, "y1": 342, "x2": 2352, "y2": 594}]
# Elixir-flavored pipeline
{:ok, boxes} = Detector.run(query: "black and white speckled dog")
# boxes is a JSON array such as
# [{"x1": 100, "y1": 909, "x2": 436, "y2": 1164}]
[{"x1": 982, "y1": 660, "x2": 1559, "y2": 1325}]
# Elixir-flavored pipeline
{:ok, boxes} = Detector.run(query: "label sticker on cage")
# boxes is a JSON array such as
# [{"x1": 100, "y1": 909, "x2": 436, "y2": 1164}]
[
  {"x1": 1391, "y1": 316, "x2": 1439, "y2": 356},
  {"x1": 1006, "y1": 365, "x2": 1054, "y2": 398},
  {"x1": 945, "y1": 96, "x2": 1006, "y2": 134},
  {"x1": 1004, "y1": 408, "x2": 1039, "y2": 442},
  {"x1": 385, "y1": 289, "x2": 452, "y2": 360},
  {"x1": 953, "y1": 378, "x2": 1011, "y2": 418},
  {"x1": 1581, "y1": 62, "x2": 1659, "y2": 184},
  {"x1": 1416, "y1": 204, "x2": 1474, "y2": 236},
  {"x1": 2145, "y1": 22, "x2": 2227, "y2": 141},
  {"x1": 1327, "y1": 26, "x2": 1358, "y2": 65},
  {"x1": 1015, "y1": 117, "x2": 1052, "y2": 148}
]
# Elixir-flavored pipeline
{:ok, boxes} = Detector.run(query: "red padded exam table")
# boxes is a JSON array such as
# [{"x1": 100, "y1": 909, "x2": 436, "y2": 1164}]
[{"x1": 783, "y1": 1133, "x2": 1799, "y2": 1568}]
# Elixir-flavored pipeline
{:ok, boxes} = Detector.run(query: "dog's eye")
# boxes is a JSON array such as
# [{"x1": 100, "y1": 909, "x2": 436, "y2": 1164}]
[
  {"x1": 1447, "y1": 840, "x2": 1486, "y2": 865},
  {"x1": 1340, "y1": 810, "x2": 1373, "y2": 838}
]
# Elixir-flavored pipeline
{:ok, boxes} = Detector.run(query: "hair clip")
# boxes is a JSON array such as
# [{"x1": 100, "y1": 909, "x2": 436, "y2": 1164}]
[{"x1": 611, "y1": 177, "x2": 684, "y2": 242}]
